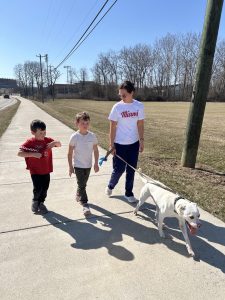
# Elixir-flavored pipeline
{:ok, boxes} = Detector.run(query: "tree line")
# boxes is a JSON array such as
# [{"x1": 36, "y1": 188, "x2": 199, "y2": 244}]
[{"x1": 14, "y1": 32, "x2": 225, "y2": 101}]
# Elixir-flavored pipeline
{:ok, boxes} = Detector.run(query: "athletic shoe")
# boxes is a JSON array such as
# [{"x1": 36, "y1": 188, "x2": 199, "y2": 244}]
[
  {"x1": 39, "y1": 203, "x2": 49, "y2": 214},
  {"x1": 124, "y1": 195, "x2": 137, "y2": 203},
  {"x1": 83, "y1": 204, "x2": 91, "y2": 216},
  {"x1": 105, "y1": 187, "x2": 112, "y2": 196},
  {"x1": 31, "y1": 201, "x2": 39, "y2": 213}
]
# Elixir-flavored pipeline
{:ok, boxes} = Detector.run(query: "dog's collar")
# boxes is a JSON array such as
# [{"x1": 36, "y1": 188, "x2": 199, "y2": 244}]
[{"x1": 174, "y1": 196, "x2": 184, "y2": 214}]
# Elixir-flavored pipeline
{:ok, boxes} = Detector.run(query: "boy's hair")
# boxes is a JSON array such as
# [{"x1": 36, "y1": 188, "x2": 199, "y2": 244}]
[
  {"x1": 75, "y1": 111, "x2": 90, "y2": 123},
  {"x1": 30, "y1": 119, "x2": 46, "y2": 132},
  {"x1": 119, "y1": 81, "x2": 135, "y2": 93}
]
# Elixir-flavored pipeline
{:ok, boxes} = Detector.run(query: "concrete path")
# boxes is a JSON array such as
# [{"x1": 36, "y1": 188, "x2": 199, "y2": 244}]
[{"x1": 0, "y1": 97, "x2": 225, "y2": 300}]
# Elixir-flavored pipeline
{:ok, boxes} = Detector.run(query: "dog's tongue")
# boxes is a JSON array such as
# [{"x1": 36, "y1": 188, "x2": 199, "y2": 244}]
[{"x1": 187, "y1": 222, "x2": 198, "y2": 235}]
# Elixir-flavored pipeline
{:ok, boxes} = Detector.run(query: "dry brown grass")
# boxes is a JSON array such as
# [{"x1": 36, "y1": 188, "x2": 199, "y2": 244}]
[
  {"x1": 34, "y1": 99, "x2": 225, "y2": 221},
  {"x1": 0, "y1": 100, "x2": 20, "y2": 138}
]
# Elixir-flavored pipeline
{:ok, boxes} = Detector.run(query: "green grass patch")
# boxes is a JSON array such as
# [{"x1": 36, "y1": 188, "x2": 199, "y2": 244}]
[
  {"x1": 0, "y1": 100, "x2": 20, "y2": 138},
  {"x1": 34, "y1": 99, "x2": 225, "y2": 222}
]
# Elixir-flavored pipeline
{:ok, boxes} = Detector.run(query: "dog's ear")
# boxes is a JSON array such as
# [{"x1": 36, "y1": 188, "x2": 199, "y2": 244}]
[{"x1": 176, "y1": 204, "x2": 186, "y2": 215}]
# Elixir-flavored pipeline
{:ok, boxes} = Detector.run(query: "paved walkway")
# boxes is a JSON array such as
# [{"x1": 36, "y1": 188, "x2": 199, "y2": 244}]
[{"x1": 0, "y1": 97, "x2": 225, "y2": 300}]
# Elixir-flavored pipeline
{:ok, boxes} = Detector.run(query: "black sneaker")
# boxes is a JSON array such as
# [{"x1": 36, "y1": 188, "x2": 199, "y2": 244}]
[
  {"x1": 39, "y1": 203, "x2": 49, "y2": 214},
  {"x1": 31, "y1": 201, "x2": 39, "y2": 213}
]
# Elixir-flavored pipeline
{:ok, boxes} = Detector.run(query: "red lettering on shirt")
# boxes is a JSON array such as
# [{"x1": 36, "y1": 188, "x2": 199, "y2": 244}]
[{"x1": 121, "y1": 110, "x2": 138, "y2": 118}]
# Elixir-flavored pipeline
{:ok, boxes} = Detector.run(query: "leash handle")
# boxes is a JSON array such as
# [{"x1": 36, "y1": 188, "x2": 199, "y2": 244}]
[{"x1": 105, "y1": 147, "x2": 115, "y2": 159}]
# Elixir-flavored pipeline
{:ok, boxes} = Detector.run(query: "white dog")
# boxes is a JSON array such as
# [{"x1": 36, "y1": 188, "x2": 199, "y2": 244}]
[{"x1": 134, "y1": 173, "x2": 201, "y2": 257}]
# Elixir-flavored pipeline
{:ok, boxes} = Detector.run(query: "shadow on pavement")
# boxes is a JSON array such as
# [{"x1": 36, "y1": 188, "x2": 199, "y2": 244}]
[
  {"x1": 138, "y1": 202, "x2": 225, "y2": 273},
  {"x1": 43, "y1": 202, "x2": 197, "y2": 261},
  {"x1": 43, "y1": 204, "x2": 161, "y2": 261}
]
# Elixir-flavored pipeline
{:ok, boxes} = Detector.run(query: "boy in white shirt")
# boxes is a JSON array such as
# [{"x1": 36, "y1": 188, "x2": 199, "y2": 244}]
[{"x1": 68, "y1": 112, "x2": 99, "y2": 216}]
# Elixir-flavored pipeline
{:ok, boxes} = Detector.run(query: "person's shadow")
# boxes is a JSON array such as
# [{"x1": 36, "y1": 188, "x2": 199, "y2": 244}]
[
  {"x1": 42, "y1": 207, "x2": 159, "y2": 261},
  {"x1": 136, "y1": 201, "x2": 225, "y2": 273}
]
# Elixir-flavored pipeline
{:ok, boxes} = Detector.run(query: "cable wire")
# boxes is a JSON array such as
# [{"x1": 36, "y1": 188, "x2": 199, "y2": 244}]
[
  {"x1": 55, "y1": 0, "x2": 116, "y2": 69},
  {"x1": 64, "y1": 0, "x2": 118, "y2": 59}
]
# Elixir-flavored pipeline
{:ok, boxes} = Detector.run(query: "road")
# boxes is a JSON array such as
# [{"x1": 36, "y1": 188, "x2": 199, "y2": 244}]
[{"x1": 0, "y1": 96, "x2": 17, "y2": 110}]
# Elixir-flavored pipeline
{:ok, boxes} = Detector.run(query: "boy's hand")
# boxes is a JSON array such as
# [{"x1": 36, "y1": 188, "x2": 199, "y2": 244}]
[
  {"x1": 69, "y1": 166, "x2": 74, "y2": 177},
  {"x1": 33, "y1": 153, "x2": 42, "y2": 159},
  {"x1": 94, "y1": 163, "x2": 99, "y2": 173},
  {"x1": 47, "y1": 141, "x2": 61, "y2": 149}
]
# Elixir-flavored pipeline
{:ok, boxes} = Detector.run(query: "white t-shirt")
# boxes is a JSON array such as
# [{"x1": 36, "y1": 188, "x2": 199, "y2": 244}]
[
  {"x1": 69, "y1": 131, "x2": 98, "y2": 168},
  {"x1": 108, "y1": 99, "x2": 144, "y2": 145}
]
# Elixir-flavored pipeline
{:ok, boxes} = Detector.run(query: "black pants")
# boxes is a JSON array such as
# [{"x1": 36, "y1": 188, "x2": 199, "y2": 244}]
[
  {"x1": 31, "y1": 174, "x2": 50, "y2": 204},
  {"x1": 74, "y1": 167, "x2": 91, "y2": 205}
]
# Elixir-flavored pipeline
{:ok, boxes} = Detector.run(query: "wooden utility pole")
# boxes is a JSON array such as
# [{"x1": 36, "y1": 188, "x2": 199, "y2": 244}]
[
  {"x1": 181, "y1": 0, "x2": 224, "y2": 168},
  {"x1": 45, "y1": 54, "x2": 49, "y2": 87},
  {"x1": 64, "y1": 65, "x2": 71, "y2": 94},
  {"x1": 36, "y1": 54, "x2": 46, "y2": 103},
  {"x1": 49, "y1": 65, "x2": 55, "y2": 101}
]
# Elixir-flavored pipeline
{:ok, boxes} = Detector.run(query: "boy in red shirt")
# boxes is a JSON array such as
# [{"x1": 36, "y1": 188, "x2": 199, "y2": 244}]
[{"x1": 18, "y1": 119, "x2": 61, "y2": 214}]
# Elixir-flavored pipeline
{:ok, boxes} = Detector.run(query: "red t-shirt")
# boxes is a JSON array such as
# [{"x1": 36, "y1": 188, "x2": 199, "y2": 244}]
[{"x1": 20, "y1": 137, "x2": 54, "y2": 175}]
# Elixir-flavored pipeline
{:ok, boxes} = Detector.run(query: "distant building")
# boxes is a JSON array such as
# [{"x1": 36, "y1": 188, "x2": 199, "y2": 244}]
[
  {"x1": 0, "y1": 78, "x2": 18, "y2": 94},
  {"x1": 54, "y1": 81, "x2": 95, "y2": 98}
]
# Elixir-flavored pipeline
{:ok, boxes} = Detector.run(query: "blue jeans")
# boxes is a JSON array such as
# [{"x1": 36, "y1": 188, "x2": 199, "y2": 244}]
[{"x1": 108, "y1": 141, "x2": 139, "y2": 197}]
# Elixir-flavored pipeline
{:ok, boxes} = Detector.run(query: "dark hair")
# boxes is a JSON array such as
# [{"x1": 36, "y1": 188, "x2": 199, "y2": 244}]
[
  {"x1": 75, "y1": 111, "x2": 90, "y2": 123},
  {"x1": 30, "y1": 120, "x2": 46, "y2": 132},
  {"x1": 119, "y1": 81, "x2": 135, "y2": 93}
]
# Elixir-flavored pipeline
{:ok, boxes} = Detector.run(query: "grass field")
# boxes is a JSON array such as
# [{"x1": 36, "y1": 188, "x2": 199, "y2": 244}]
[
  {"x1": 34, "y1": 99, "x2": 225, "y2": 221},
  {"x1": 0, "y1": 100, "x2": 20, "y2": 138}
]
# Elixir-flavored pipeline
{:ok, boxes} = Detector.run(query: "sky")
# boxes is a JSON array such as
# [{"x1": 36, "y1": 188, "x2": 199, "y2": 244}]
[{"x1": 1, "y1": 0, "x2": 225, "y2": 83}]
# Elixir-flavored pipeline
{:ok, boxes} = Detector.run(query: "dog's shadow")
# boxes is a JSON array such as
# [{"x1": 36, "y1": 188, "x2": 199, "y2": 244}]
[
  {"x1": 198, "y1": 219, "x2": 225, "y2": 247},
  {"x1": 139, "y1": 202, "x2": 225, "y2": 273},
  {"x1": 43, "y1": 205, "x2": 161, "y2": 261}
]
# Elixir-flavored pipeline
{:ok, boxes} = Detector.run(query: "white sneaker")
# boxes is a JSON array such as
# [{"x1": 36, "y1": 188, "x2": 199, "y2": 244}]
[
  {"x1": 83, "y1": 205, "x2": 91, "y2": 216},
  {"x1": 105, "y1": 187, "x2": 112, "y2": 197},
  {"x1": 124, "y1": 195, "x2": 137, "y2": 203}
]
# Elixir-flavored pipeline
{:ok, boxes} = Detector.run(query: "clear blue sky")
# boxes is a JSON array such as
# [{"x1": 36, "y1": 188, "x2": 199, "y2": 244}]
[{"x1": 1, "y1": 0, "x2": 225, "y2": 83}]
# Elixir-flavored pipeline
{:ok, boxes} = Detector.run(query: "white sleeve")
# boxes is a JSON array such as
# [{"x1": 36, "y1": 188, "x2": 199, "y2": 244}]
[
  {"x1": 138, "y1": 103, "x2": 145, "y2": 120},
  {"x1": 69, "y1": 134, "x2": 76, "y2": 147},
  {"x1": 93, "y1": 133, "x2": 98, "y2": 145},
  {"x1": 108, "y1": 104, "x2": 118, "y2": 121}
]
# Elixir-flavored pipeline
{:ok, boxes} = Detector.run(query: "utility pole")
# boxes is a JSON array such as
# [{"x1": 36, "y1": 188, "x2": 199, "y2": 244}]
[
  {"x1": 49, "y1": 65, "x2": 54, "y2": 101},
  {"x1": 181, "y1": 0, "x2": 224, "y2": 168},
  {"x1": 45, "y1": 54, "x2": 49, "y2": 87},
  {"x1": 36, "y1": 54, "x2": 46, "y2": 103},
  {"x1": 64, "y1": 65, "x2": 71, "y2": 94},
  {"x1": 49, "y1": 65, "x2": 55, "y2": 101}
]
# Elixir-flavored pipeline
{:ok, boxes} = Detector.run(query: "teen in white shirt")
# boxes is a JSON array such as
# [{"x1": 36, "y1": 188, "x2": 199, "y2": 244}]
[{"x1": 105, "y1": 81, "x2": 144, "y2": 203}]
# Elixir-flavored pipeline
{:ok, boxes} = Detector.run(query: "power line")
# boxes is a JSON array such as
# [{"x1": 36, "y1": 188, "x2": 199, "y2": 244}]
[
  {"x1": 52, "y1": 0, "x2": 99, "y2": 63},
  {"x1": 67, "y1": 0, "x2": 118, "y2": 59},
  {"x1": 55, "y1": 0, "x2": 116, "y2": 69}
]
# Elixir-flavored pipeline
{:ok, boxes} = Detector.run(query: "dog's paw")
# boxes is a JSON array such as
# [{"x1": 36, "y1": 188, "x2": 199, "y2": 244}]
[
  {"x1": 159, "y1": 231, "x2": 166, "y2": 238},
  {"x1": 188, "y1": 251, "x2": 195, "y2": 258},
  {"x1": 187, "y1": 245, "x2": 195, "y2": 257},
  {"x1": 133, "y1": 209, "x2": 138, "y2": 215}
]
